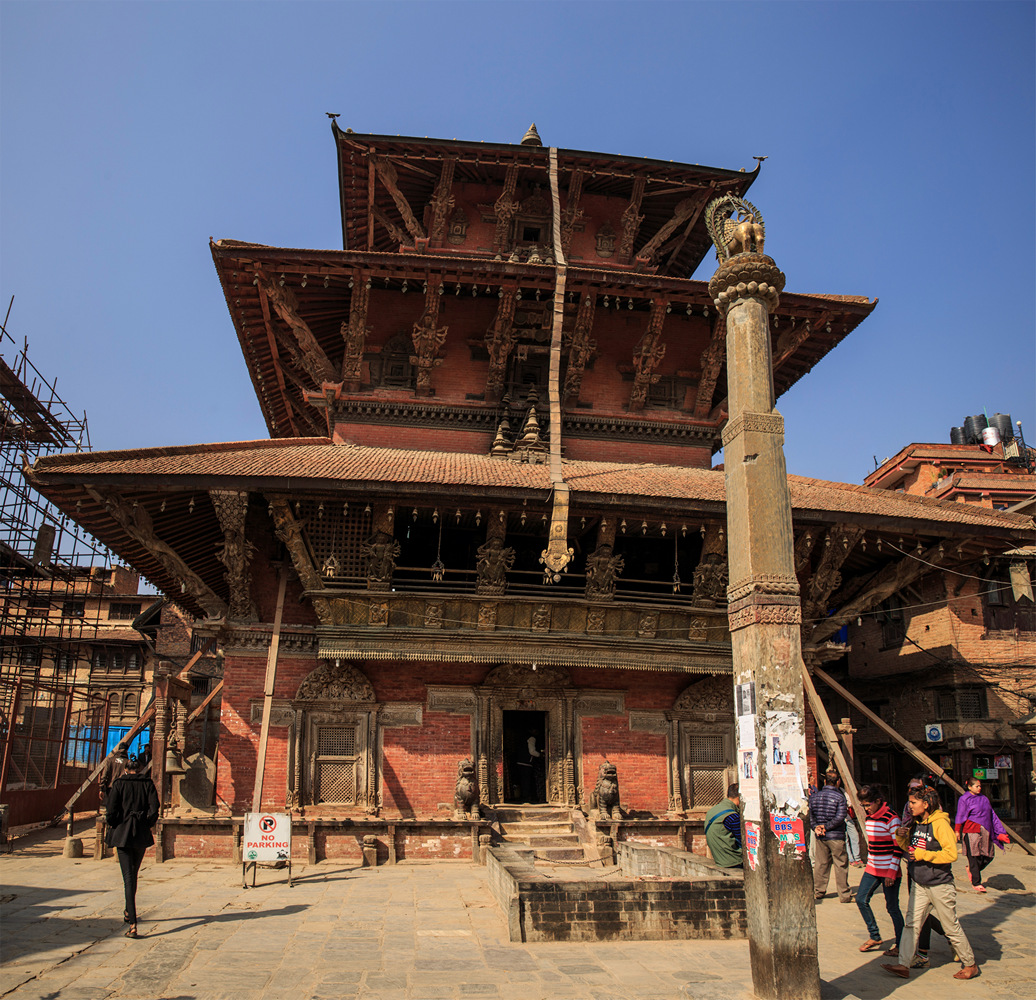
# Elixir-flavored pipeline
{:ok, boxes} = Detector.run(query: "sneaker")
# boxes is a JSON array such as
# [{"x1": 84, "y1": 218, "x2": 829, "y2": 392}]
[{"x1": 911, "y1": 954, "x2": 930, "y2": 969}]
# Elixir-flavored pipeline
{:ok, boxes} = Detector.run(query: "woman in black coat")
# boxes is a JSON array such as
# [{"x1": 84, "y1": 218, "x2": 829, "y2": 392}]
[{"x1": 104, "y1": 755, "x2": 160, "y2": 938}]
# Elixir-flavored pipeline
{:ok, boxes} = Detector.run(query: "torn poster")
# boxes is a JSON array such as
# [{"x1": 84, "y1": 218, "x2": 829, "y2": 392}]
[
  {"x1": 770, "y1": 813, "x2": 807, "y2": 856},
  {"x1": 745, "y1": 820, "x2": 760, "y2": 871},
  {"x1": 764, "y1": 710, "x2": 807, "y2": 813}
]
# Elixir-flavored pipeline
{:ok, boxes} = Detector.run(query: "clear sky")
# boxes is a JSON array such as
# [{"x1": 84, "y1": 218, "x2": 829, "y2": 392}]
[{"x1": 2, "y1": 1, "x2": 1033, "y2": 486}]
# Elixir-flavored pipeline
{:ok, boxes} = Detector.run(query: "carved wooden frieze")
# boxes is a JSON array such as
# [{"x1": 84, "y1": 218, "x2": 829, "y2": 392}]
[
  {"x1": 210, "y1": 490, "x2": 258, "y2": 623},
  {"x1": 575, "y1": 693, "x2": 625, "y2": 715},
  {"x1": 446, "y1": 206, "x2": 468, "y2": 245},
  {"x1": 296, "y1": 660, "x2": 375, "y2": 703},
  {"x1": 249, "y1": 699, "x2": 294, "y2": 727},
  {"x1": 379, "y1": 703, "x2": 423, "y2": 728},
  {"x1": 368, "y1": 600, "x2": 389, "y2": 626},
  {"x1": 424, "y1": 601, "x2": 444, "y2": 629},
  {"x1": 586, "y1": 608, "x2": 606, "y2": 634},
  {"x1": 673, "y1": 674, "x2": 734, "y2": 718},
  {"x1": 426, "y1": 686, "x2": 477, "y2": 714},
  {"x1": 87, "y1": 487, "x2": 226, "y2": 619},
  {"x1": 477, "y1": 602, "x2": 498, "y2": 631},
  {"x1": 483, "y1": 663, "x2": 570, "y2": 689},
  {"x1": 629, "y1": 297, "x2": 668, "y2": 410},
  {"x1": 595, "y1": 221, "x2": 616, "y2": 259},
  {"x1": 476, "y1": 537, "x2": 515, "y2": 596},
  {"x1": 585, "y1": 542, "x2": 623, "y2": 602},
  {"x1": 629, "y1": 711, "x2": 667, "y2": 735}
]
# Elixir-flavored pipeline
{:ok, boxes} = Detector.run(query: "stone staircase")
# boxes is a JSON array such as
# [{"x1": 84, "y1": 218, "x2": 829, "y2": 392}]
[{"x1": 495, "y1": 805, "x2": 586, "y2": 863}]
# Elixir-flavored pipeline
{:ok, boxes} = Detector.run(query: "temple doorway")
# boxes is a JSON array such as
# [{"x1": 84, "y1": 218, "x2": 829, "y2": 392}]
[{"x1": 503, "y1": 710, "x2": 547, "y2": 803}]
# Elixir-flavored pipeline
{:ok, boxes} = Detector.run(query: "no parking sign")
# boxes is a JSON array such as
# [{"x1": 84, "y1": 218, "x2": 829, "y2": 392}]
[{"x1": 243, "y1": 812, "x2": 291, "y2": 862}]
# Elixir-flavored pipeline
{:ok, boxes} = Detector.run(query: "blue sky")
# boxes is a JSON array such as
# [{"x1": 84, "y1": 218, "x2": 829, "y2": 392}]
[{"x1": 2, "y1": 1, "x2": 1033, "y2": 485}]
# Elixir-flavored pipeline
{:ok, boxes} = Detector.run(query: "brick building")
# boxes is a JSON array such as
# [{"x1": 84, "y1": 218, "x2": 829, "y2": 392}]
[
  {"x1": 832, "y1": 428, "x2": 1035, "y2": 830},
  {"x1": 24, "y1": 127, "x2": 1033, "y2": 861}
]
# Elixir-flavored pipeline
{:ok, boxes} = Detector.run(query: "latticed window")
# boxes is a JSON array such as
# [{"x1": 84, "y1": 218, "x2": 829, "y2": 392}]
[
  {"x1": 314, "y1": 724, "x2": 359, "y2": 804},
  {"x1": 684, "y1": 732, "x2": 729, "y2": 809},
  {"x1": 109, "y1": 602, "x2": 141, "y2": 621},
  {"x1": 938, "y1": 687, "x2": 987, "y2": 721}
]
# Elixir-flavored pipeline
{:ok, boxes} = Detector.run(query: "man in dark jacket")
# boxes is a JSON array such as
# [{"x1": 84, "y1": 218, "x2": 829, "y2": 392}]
[
  {"x1": 809, "y1": 769, "x2": 852, "y2": 902},
  {"x1": 105, "y1": 755, "x2": 160, "y2": 937}
]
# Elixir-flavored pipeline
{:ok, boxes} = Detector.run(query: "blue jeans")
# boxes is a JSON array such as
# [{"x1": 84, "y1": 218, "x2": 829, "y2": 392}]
[
  {"x1": 856, "y1": 871, "x2": 903, "y2": 943},
  {"x1": 846, "y1": 819, "x2": 860, "y2": 863}
]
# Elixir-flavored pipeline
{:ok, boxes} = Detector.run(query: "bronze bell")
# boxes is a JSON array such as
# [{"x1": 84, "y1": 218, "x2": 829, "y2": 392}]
[{"x1": 164, "y1": 747, "x2": 187, "y2": 774}]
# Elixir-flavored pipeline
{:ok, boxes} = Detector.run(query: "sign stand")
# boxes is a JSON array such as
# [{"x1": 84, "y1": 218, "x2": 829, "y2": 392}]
[{"x1": 241, "y1": 811, "x2": 293, "y2": 888}]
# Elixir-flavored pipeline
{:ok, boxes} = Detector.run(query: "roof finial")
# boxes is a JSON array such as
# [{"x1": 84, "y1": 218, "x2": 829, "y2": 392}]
[{"x1": 521, "y1": 123, "x2": 542, "y2": 146}]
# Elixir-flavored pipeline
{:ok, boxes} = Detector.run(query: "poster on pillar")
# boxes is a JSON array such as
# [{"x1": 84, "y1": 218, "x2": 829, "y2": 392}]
[
  {"x1": 764, "y1": 711, "x2": 807, "y2": 814},
  {"x1": 744, "y1": 820, "x2": 760, "y2": 871},
  {"x1": 737, "y1": 714, "x2": 761, "y2": 822}
]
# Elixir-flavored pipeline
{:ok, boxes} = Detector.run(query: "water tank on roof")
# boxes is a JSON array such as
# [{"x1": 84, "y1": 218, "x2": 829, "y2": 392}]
[
  {"x1": 950, "y1": 426, "x2": 966, "y2": 445},
  {"x1": 980, "y1": 426, "x2": 1001, "y2": 447},
  {"x1": 991, "y1": 413, "x2": 1013, "y2": 441},
  {"x1": 963, "y1": 414, "x2": 988, "y2": 444}
]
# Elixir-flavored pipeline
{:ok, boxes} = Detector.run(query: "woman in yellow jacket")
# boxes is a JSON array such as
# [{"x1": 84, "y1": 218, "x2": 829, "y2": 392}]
[{"x1": 882, "y1": 786, "x2": 979, "y2": 981}]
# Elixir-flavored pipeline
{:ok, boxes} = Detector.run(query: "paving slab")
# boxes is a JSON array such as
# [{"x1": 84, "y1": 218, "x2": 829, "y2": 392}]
[{"x1": 1, "y1": 821, "x2": 1033, "y2": 998}]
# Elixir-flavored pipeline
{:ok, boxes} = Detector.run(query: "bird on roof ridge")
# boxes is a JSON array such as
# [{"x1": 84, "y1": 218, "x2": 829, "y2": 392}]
[{"x1": 521, "y1": 123, "x2": 542, "y2": 146}]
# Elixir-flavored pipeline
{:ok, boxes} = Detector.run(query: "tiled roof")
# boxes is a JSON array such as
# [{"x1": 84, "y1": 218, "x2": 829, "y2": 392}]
[
  {"x1": 31, "y1": 439, "x2": 1032, "y2": 531},
  {"x1": 929, "y1": 473, "x2": 1036, "y2": 495}
]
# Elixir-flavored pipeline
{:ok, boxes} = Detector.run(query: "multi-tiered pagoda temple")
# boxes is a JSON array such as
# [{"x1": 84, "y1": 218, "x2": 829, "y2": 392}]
[{"x1": 27, "y1": 125, "x2": 1030, "y2": 862}]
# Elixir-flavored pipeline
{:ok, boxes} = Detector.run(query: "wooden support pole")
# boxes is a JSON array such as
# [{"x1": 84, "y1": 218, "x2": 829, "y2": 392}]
[
  {"x1": 801, "y1": 664, "x2": 867, "y2": 861},
  {"x1": 813, "y1": 665, "x2": 1036, "y2": 857},
  {"x1": 252, "y1": 565, "x2": 289, "y2": 813}
]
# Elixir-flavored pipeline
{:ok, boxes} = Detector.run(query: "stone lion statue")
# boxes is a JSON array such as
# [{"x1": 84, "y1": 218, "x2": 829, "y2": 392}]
[
  {"x1": 592, "y1": 761, "x2": 621, "y2": 820},
  {"x1": 454, "y1": 758, "x2": 480, "y2": 819}
]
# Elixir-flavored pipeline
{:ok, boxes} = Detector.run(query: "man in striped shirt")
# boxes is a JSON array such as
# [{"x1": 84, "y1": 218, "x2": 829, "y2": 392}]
[{"x1": 855, "y1": 784, "x2": 904, "y2": 953}]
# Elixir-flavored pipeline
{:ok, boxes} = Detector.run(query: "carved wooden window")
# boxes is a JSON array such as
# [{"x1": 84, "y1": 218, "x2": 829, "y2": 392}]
[
  {"x1": 312, "y1": 724, "x2": 360, "y2": 804},
  {"x1": 878, "y1": 597, "x2": 905, "y2": 649},
  {"x1": 937, "y1": 687, "x2": 987, "y2": 722},
  {"x1": 377, "y1": 334, "x2": 415, "y2": 389},
  {"x1": 681, "y1": 728, "x2": 733, "y2": 810}
]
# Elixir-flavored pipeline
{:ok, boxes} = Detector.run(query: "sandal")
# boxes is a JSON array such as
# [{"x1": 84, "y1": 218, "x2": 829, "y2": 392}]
[
  {"x1": 123, "y1": 909, "x2": 131, "y2": 924},
  {"x1": 974, "y1": 884, "x2": 986, "y2": 893},
  {"x1": 882, "y1": 946, "x2": 899, "y2": 957},
  {"x1": 859, "y1": 939, "x2": 884, "y2": 952},
  {"x1": 124, "y1": 927, "x2": 139, "y2": 939},
  {"x1": 882, "y1": 964, "x2": 910, "y2": 979},
  {"x1": 953, "y1": 965, "x2": 979, "y2": 980}
]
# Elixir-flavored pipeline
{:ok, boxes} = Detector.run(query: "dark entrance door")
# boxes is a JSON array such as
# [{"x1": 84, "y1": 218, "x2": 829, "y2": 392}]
[{"x1": 503, "y1": 710, "x2": 547, "y2": 803}]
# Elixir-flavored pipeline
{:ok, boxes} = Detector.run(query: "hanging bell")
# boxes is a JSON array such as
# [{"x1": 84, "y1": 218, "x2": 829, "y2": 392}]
[{"x1": 165, "y1": 747, "x2": 187, "y2": 774}]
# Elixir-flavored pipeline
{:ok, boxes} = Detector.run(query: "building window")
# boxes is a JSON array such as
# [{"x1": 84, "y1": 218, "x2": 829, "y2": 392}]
[
  {"x1": 109, "y1": 602, "x2": 141, "y2": 621},
  {"x1": 681, "y1": 730, "x2": 731, "y2": 809},
  {"x1": 377, "y1": 334, "x2": 416, "y2": 389},
  {"x1": 312, "y1": 724, "x2": 360, "y2": 804},
  {"x1": 937, "y1": 687, "x2": 987, "y2": 721},
  {"x1": 27, "y1": 596, "x2": 51, "y2": 618},
  {"x1": 62, "y1": 599, "x2": 86, "y2": 618},
  {"x1": 19, "y1": 643, "x2": 42, "y2": 666},
  {"x1": 879, "y1": 597, "x2": 906, "y2": 648}
]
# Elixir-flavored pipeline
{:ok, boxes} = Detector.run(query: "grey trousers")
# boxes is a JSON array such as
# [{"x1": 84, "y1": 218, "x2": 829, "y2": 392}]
[
  {"x1": 898, "y1": 880, "x2": 975, "y2": 968},
  {"x1": 813, "y1": 836, "x2": 851, "y2": 900}
]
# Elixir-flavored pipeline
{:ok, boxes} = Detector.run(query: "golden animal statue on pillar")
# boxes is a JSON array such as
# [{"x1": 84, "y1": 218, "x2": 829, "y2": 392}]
[{"x1": 705, "y1": 194, "x2": 766, "y2": 260}]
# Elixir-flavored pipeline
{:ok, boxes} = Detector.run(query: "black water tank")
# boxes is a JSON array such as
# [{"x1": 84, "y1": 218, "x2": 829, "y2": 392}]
[
  {"x1": 963, "y1": 414, "x2": 988, "y2": 444},
  {"x1": 950, "y1": 426, "x2": 966, "y2": 445},
  {"x1": 991, "y1": 413, "x2": 1013, "y2": 441}
]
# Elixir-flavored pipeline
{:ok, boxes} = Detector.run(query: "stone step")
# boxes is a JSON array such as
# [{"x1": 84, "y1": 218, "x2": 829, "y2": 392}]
[
  {"x1": 494, "y1": 807, "x2": 571, "y2": 823},
  {"x1": 531, "y1": 846, "x2": 586, "y2": 862},
  {"x1": 499, "y1": 821, "x2": 574, "y2": 835}
]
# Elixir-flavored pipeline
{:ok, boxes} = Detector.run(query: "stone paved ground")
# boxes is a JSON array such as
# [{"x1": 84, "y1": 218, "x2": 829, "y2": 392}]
[{"x1": 1, "y1": 820, "x2": 1033, "y2": 1000}]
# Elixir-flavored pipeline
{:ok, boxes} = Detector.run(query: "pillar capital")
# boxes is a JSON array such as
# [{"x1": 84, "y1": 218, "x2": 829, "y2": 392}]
[{"x1": 708, "y1": 252, "x2": 785, "y2": 315}]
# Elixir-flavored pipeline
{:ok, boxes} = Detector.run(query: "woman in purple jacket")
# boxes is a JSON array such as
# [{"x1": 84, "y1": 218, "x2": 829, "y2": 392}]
[{"x1": 954, "y1": 777, "x2": 1009, "y2": 892}]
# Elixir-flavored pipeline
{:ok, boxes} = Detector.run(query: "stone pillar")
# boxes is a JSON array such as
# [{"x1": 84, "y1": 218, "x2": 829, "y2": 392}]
[{"x1": 708, "y1": 205, "x2": 821, "y2": 999}]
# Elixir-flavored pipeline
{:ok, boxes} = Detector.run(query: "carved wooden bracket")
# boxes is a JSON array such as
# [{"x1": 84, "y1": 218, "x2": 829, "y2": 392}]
[
  {"x1": 692, "y1": 523, "x2": 728, "y2": 608},
  {"x1": 210, "y1": 490, "x2": 258, "y2": 623},
  {"x1": 484, "y1": 285, "x2": 518, "y2": 402},
  {"x1": 693, "y1": 317, "x2": 726, "y2": 419},
  {"x1": 428, "y1": 157, "x2": 457, "y2": 246},
  {"x1": 255, "y1": 270, "x2": 337, "y2": 385},
  {"x1": 617, "y1": 176, "x2": 646, "y2": 263},
  {"x1": 340, "y1": 273, "x2": 370, "y2": 384},
  {"x1": 267, "y1": 496, "x2": 332, "y2": 624},
  {"x1": 410, "y1": 277, "x2": 447, "y2": 396},
  {"x1": 560, "y1": 169, "x2": 585, "y2": 258},
  {"x1": 493, "y1": 163, "x2": 521, "y2": 256},
  {"x1": 372, "y1": 155, "x2": 426, "y2": 242},
  {"x1": 563, "y1": 292, "x2": 597, "y2": 405},
  {"x1": 800, "y1": 525, "x2": 865, "y2": 638},
  {"x1": 812, "y1": 542, "x2": 947, "y2": 644},
  {"x1": 637, "y1": 198, "x2": 699, "y2": 265},
  {"x1": 86, "y1": 487, "x2": 226, "y2": 619},
  {"x1": 629, "y1": 297, "x2": 668, "y2": 411}
]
